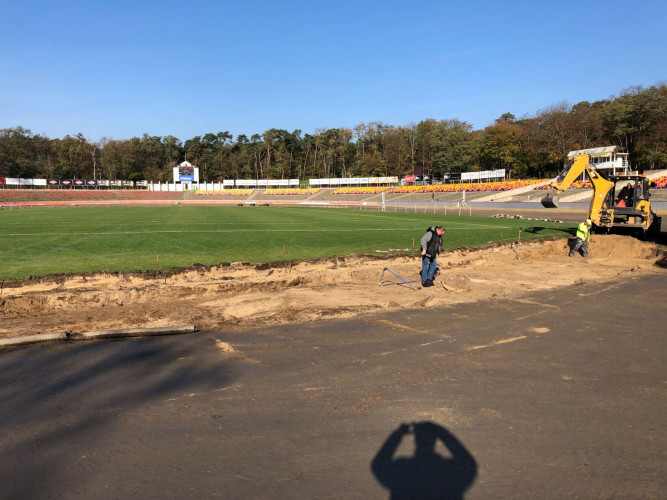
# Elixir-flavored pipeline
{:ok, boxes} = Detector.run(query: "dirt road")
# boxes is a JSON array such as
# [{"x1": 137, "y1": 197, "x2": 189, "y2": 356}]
[{"x1": 1, "y1": 273, "x2": 665, "y2": 497}]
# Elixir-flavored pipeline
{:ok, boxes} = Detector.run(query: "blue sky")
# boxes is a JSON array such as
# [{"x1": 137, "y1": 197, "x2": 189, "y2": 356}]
[{"x1": 1, "y1": 0, "x2": 665, "y2": 142}]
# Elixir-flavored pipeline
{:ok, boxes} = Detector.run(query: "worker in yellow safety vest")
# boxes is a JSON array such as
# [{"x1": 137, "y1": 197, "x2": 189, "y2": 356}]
[{"x1": 569, "y1": 219, "x2": 591, "y2": 257}]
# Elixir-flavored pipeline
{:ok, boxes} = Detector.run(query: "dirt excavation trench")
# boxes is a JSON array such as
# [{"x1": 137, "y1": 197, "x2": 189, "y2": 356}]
[{"x1": 1, "y1": 235, "x2": 666, "y2": 340}]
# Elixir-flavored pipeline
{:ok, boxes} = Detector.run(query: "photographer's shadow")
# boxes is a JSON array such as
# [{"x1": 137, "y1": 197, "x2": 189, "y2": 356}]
[{"x1": 371, "y1": 422, "x2": 477, "y2": 499}]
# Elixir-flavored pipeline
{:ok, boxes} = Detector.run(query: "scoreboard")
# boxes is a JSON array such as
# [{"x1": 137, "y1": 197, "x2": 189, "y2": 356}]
[{"x1": 174, "y1": 162, "x2": 198, "y2": 183}]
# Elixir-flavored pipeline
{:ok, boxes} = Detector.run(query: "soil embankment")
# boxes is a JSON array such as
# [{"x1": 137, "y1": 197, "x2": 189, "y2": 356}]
[{"x1": 1, "y1": 235, "x2": 665, "y2": 340}]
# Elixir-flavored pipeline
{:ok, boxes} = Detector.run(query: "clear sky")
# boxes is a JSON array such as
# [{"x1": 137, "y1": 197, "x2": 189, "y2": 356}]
[{"x1": 1, "y1": 0, "x2": 665, "y2": 142}]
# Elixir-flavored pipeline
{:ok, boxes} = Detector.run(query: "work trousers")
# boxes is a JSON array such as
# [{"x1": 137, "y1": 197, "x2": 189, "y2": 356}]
[
  {"x1": 570, "y1": 238, "x2": 589, "y2": 257},
  {"x1": 421, "y1": 256, "x2": 438, "y2": 283}
]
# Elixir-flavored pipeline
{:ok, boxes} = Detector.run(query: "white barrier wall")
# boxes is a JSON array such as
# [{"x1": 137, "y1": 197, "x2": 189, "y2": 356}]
[
  {"x1": 461, "y1": 169, "x2": 506, "y2": 181},
  {"x1": 2, "y1": 178, "x2": 47, "y2": 186},
  {"x1": 309, "y1": 177, "x2": 399, "y2": 186},
  {"x1": 4, "y1": 174, "x2": 513, "y2": 191}
]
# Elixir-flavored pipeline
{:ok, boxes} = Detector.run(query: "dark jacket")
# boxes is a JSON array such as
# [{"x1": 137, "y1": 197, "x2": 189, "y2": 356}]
[{"x1": 421, "y1": 227, "x2": 443, "y2": 259}]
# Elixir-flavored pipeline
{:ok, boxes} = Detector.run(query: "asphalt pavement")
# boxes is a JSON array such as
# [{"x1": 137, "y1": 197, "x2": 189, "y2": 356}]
[{"x1": 1, "y1": 273, "x2": 665, "y2": 498}]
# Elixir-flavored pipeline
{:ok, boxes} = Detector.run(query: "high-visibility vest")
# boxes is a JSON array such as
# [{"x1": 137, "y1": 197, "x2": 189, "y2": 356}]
[{"x1": 576, "y1": 222, "x2": 590, "y2": 241}]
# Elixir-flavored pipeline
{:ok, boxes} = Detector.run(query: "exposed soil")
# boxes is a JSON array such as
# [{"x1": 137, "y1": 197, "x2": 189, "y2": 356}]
[{"x1": 1, "y1": 234, "x2": 665, "y2": 339}]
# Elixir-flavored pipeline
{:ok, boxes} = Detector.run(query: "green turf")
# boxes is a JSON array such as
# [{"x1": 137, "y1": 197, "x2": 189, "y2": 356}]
[{"x1": 0, "y1": 206, "x2": 576, "y2": 280}]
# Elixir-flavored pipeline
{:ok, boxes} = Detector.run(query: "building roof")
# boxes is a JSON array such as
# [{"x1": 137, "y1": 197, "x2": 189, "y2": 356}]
[{"x1": 567, "y1": 146, "x2": 618, "y2": 158}]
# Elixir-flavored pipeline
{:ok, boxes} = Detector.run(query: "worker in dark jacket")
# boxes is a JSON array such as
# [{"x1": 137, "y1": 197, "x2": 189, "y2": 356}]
[
  {"x1": 420, "y1": 226, "x2": 446, "y2": 287},
  {"x1": 616, "y1": 183, "x2": 634, "y2": 207}
]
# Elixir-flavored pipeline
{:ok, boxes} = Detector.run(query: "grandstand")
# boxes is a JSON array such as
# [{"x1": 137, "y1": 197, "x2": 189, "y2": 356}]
[
  {"x1": 194, "y1": 189, "x2": 254, "y2": 197},
  {"x1": 2, "y1": 175, "x2": 666, "y2": 207}
]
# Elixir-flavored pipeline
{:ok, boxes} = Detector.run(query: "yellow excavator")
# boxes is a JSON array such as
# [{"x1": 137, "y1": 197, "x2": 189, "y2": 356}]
[{"x1": 541, "y1": 153, "x2": 662, "y2": 237}]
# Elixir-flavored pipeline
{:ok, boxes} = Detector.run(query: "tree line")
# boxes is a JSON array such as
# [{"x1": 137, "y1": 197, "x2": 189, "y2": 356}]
[{"x1": 1, "y1": 84, "x2": 665, "y2": 183}]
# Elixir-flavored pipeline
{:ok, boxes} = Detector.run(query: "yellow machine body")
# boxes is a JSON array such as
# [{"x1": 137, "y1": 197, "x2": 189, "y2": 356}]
[{"x1": 541, "y1": 153, "x2": 661, "y2": 236}]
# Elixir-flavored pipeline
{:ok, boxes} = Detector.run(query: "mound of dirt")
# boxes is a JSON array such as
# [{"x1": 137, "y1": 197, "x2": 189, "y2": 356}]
[{"x1": 1, "y1": 235, "x2": 665, "y2": 340}]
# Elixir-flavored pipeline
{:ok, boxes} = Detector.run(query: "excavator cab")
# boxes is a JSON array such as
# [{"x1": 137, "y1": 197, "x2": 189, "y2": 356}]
[
  {"x1": 603, "y1": 175, "x2": 657, "y2": 233},
  {"x1": 611, "y1": 176, "x2": 651, "y2": 208}
]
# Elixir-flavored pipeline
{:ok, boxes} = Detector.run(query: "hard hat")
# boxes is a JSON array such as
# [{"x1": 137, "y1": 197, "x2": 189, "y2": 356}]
[{"x1": 585, "y1": 219, "x2": 592, "y2": 225}]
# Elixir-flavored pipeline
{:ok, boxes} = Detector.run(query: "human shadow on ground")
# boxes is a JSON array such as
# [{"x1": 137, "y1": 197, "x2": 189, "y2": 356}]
[
  {"x1": 371, "y1": 421, "x2": 477, "y2": 499},
  {"x1": 0, "y1": 334, "x2": 236, "y2": 498}
]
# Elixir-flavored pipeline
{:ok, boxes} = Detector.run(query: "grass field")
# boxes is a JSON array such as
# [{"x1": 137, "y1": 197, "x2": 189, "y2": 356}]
[{"x1": 0, "y1": 206, "x2": 576, "y2": 280}]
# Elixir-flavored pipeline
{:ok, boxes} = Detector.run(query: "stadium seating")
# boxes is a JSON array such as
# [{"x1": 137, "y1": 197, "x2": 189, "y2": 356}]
[
  {"x1": 389, "y1": 179, "x2": 546, "y2": 194},
  {"x1": 652, "y1": 176, "x2": 667, "y2": 188},
  {"x1": 2, "y1": 176, "x2": 663, "y2": 206},
  {"x1": 533, "y1": 180, "x2": 591, "y2": 190},
  {"x1": 195, "y1": 189, "x2": 254, "y2": 196},
  {"x1": 262, "y1": 188, "x2": 320, "y2": 195},
  {"x1": 332, "y1": 187, "x2": 392, "y2": 195}
]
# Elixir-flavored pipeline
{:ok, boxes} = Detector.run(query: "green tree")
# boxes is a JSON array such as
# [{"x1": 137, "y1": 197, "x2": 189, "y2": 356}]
[
  {"x1": 184, "y1": 136, "x2": 202, "y2": 170},
  {"x1": 600, "y1": 84, "x2": 667, "y2": 170},
  {"x1": 431, "y1": 119, "x2": 474, "y2": 175},
  {"x1": 0, "y1": 127, "x2": 40, "y2": 177},
  {"x1": 474, "y1": 122, "x2": 527, "y2": 178},
  {"x1": 497, "y1": 112, "x2": 516, "y2": 124},
  {"x1": 570, "y1": 100, "x2": 605, "y2": 150},
  {"x1": 414, "y1": 119, "x2": 438, "y2": 175}
]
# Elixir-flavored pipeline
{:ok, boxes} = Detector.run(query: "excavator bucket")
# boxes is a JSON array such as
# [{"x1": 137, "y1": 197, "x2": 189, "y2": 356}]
[{"x1": 541, "y1": 194, "x2": 560, "y2": 208}]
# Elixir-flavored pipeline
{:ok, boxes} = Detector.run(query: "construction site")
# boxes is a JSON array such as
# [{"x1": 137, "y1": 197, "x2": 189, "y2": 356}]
[{"x1": 1, "y1": 160, "x2": 666, "y2": 498}]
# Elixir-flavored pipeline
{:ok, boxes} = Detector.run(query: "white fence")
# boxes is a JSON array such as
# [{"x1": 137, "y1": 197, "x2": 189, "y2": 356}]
[
  {"x1": 2, "y1": 172, "x2": 511, "y2": 191},
  {"x1": 1, "y1": 178, "x2": 48, "y2": 186},
  {"x1": 309, "y1": 177, "x2": 399, "y2": 187},
  {"x1": 460, "y1": 169, "x2": 506, "y2": 182}
]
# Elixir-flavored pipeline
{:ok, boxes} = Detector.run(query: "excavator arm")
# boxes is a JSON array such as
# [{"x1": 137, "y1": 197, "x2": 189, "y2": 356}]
[{"x1": 541, "y1": 153, "x2": 614, "y2": 225}]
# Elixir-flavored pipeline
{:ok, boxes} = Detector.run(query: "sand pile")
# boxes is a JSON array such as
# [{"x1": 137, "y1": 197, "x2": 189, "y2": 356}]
[{"x1": 1, "y1": 235, "x2": 665, "y2": 339}]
